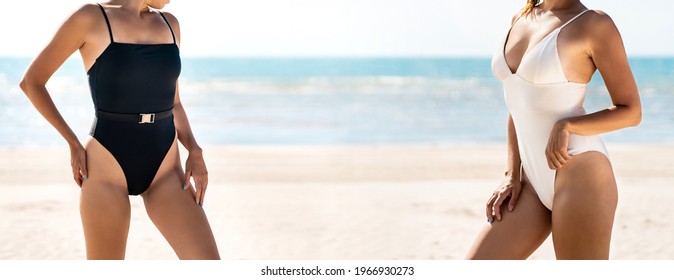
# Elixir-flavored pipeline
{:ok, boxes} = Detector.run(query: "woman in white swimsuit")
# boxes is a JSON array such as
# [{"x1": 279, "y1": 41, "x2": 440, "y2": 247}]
[{"x1": 466, "y1": 0, "x2": 642, "y2": 259}]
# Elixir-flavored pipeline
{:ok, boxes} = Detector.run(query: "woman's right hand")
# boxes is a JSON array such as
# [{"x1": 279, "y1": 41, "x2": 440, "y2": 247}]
[
  {"x1": 486, "y1": 172, "x2": 521, "y2": 223},
  {"x1": 69, "y1": 143, "x2": 88, "y2": 187}
]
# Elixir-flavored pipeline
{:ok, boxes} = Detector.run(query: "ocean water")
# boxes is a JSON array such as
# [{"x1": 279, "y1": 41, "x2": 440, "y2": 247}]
[{"x1": 0, "y1": 57, "x2": 672, "y2": 146}]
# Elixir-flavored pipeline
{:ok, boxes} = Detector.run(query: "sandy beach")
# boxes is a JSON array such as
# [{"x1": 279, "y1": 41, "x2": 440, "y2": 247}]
[{"x1": 1, "y1": 143, "x2": 672, "y2": 260}]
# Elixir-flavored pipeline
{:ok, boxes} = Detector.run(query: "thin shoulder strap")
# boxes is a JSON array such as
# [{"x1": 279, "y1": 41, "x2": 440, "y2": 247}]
[
  {"x1": 511, "y1": 13, "x2": 523, "y2": 27},
  {"x1": 560, "y1": 9, "x2": 590, "y2": 29},
  {"x1": 96, "y1": 3, "x2": 114, "y2": 42},
  {"x1": 158, "y1": 12, "x2": 176, "y2": 44}
]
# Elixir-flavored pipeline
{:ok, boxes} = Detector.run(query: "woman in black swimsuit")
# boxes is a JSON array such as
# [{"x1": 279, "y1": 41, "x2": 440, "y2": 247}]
[{"x1": 20, "y1": 0, "x2": 219, "y2": 259}]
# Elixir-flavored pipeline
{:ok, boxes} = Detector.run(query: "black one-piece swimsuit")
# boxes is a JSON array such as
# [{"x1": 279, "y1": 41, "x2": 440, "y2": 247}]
[{"x1": 88, "y1": 3, "x2": 181, "y2": 195}]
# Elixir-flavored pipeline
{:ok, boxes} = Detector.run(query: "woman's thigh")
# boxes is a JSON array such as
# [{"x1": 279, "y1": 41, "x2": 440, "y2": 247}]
[
  {"x1": 466, "y1": 174, "x2": 552, "y2": 260},
  {"x1": 552, "y1": 151, "x2": 618, "y2": 259},
  {"x1": 81, "y1": 136, "x2": 131, "y2": 259},
  {"x1": 141, "y1": 139, "x2": 220, "y2": 260}
]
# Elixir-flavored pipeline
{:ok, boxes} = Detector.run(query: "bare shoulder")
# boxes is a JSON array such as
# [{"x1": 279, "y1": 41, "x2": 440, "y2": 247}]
[
  {"x1": 511, "y1": 8, "x2": 526, "y2": 24},
  {"x1": 158, "y1": 10, "x2": 181, "y2": 44},
  {"x1": 65, "y1": 3, "x2": 103, "y2": 25},
  {"x1": 581, "y1": 10, "x2": 620, "y2": 36},
  {"x1": 48, "y1": 3, "x2": 104, "y2": 43},
  {"x1": 577, "y1": 10, "x2": 626, "y2": 58},
  {"x1": 159, "y1": 11, "x2": 181, "y2": 30}
]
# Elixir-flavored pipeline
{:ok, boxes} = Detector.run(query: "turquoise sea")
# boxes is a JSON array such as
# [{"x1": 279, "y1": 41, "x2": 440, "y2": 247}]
[{"x1": 0, "y1": 57, "x2": 672, "y2": 145}]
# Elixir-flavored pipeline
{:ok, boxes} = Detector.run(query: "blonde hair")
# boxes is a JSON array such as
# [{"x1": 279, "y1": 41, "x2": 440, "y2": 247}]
[{"x1": 522, "y1": 0, "x2": 542, "y2": 15}]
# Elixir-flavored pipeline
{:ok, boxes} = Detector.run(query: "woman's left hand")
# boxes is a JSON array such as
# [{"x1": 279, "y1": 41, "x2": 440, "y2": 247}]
[
  {"x1": 545, "y1": 120, "x2": 573, "y2": 170},
  {"x1": 183, "y1": 148, "x2": 209, "y2": 206}
]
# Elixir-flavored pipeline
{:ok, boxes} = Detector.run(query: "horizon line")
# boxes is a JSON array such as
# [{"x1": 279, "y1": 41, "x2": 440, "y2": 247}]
[{"x1": 2, "y1": 55, "x2": 674, "y2": 59}]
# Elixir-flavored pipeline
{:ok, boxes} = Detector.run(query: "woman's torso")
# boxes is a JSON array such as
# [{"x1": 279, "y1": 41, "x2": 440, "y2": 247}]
[
  {"x1": 86, "y1": 4, "x2": 180, "y2": 114},
  {"x1": 491, "y1": 8, "x2": 609, "y2": 209}
]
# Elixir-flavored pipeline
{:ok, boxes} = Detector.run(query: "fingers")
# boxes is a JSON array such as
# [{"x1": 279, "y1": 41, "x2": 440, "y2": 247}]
[
  {"x1": 194, "y1": 173, "x2": 208, "y2": 207},
  {"x1": 186, "y1": 170, "x2": 208, "y2": 207},
  {"x1": 492, "y1": 191, "x2": 509, "y2": 222},
  {"x1": 546, "y1": 153, "x2": 555, "y2": 170},
  {"x1": 73, "y1": 168, "x2": 82, "y2": 187},
  {"x1": 195, "y1": 179, "x2": 204, "y2": 207},
  {"x1": 188, "y1": 181, "x2": 197, "y2": 198},
  {"x1": 560, "y1": 148, "x2": 573, "y2": 161},
  {"x1": 551, "y1": 152, "x2": 563, "y2": 169},
  {"x1": 79, "y1": 151, "x2": 88, "y2": 180},
  {"x1": 546, "y1": 149, "x2": 561, "y2": 170},
  {"x1": 485, "y1": 193, "x2": 497, "y2": 223},
  {"x1": 545, "y1": 147, "x2": 557, "y2": 169},
  {"x1": 183, "y1": 169, "x2": 192, "y2": 191},
  {"x1": 194, "y1": 180, "x2": 202, "y2": 206},
  {"x1": 71, "y1": 159, "x2": 79, "y2": 186},
  {"x1": 71, "y1": 160, "x2": 84, "y2": 187},
  {"x1": 201, "y1": 173, "x2": 209, "y2": 206},
  {"x1": 184, "y1": 170, "x2": 201, "y2": 206},
  {"x1": 184, "y1": 161, "x2": 209, "y2": 207},
  {"x1": 546, "y1": 149, "x2": 573, "y2": 170},
  {"x1": 558, "y1": 148, "x2": 573, "y2": 167},
  {"x1": 508, "y1": 184, "x2": 521, "y2": 212},
  {"x1": 546, "y1": 124, "x2": 573, "y2": 170},
  {"x1": 70, "y1": 147, "x2": 87, "y2": 188},
  {"x1": 554, "y1": 150, "x2": 569, "y2": 167},
  {"x1": 193, "y1": 171, "x2": 201, "y2": 206}
]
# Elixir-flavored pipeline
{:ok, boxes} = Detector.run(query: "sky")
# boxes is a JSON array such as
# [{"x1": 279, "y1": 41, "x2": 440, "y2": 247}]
[{"x1": 0, "y1": 0, "x2": 671, "y2": 57}]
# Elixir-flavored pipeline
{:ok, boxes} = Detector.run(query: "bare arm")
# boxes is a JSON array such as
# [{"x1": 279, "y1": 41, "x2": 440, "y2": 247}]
[
  {"x1": 506, "y1": 115, "x2": 521, "y2": 178},
  {"x1": 559, "y1": 11, "x2": 642, "y2": 135},
  {"x1": 163, "y1": 12, "x2": 209, "y2": 205},
  {"x1": 486, "y1": 13, "x2": 526, "y2": 223},
  {"x1": 545, "y1": 11, "x2": 641, "y2": 170},
  {"x1": 20, "y1": 5, "x2": 96, "y2": 147},
  {"x1": 160, "y1": 12, "x2": 201, "y2": 153},
  {"x1": 173, "y1": 83, "x2": 202, "y2": 153},
  {"x1": 19, "y1": 5, "x2": 98, "y2": 185},
  {"x1": 506, "y1": 11, "x2": 523, "y2": 178}
]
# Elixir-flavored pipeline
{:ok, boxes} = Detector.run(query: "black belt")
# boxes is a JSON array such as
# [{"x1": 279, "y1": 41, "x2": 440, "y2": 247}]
[{"x1": 95, "y1": 108, "x2": 173, "y2": 124}]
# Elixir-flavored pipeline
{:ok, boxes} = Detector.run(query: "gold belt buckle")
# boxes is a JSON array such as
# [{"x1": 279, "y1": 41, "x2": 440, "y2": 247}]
[{"x1": 139, "y1": 113, "x2": 155, "y2": 124}]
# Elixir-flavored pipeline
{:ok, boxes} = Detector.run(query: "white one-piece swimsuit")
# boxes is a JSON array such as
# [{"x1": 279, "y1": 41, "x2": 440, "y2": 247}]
[{"x1": 491, "y1": 10, "x2": 609, "y2": 210}]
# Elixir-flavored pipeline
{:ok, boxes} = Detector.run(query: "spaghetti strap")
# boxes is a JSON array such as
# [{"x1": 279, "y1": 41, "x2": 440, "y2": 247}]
[
  {"x1": 511, "y1": 14, "x2": 523, "y2": 27},
  {"x1": 158, "y1": 12, "x2": 176, "y2": 44},
  {"x1": 559, "y1": 9, "x2": 590, "y2": 29},
  {"x1": 96, "y1": 3, "x2": 114, "y2": 42}
]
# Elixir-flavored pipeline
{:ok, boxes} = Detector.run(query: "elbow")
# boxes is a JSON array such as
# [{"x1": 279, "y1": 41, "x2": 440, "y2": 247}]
[
  {"x1": 19, "y1": 77, "x2": 30, "y2": 93},
  {"x1": 626, "y1": 104, "x2": 642, "y2": 127},
  {"x1": 630, "y1": 109, "x2": 642, "y2": 127},
  {"x1": 173, "y1": 99, "x2": 183, "y2": 110},
  {"x1": 19, "y1": 76, "x2": 39, "y2": 95},
  {"x1": 616, "y1": 101, "x2": 642, "y2": 128}
]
